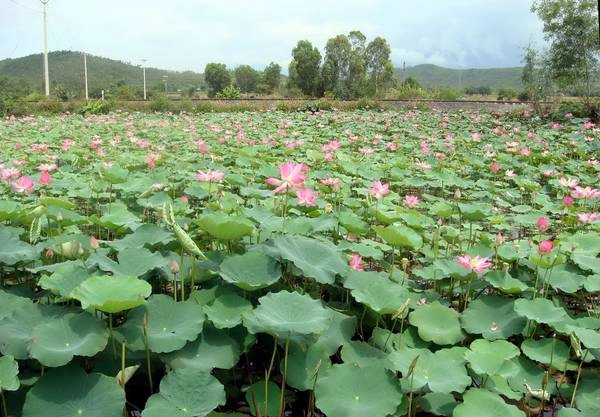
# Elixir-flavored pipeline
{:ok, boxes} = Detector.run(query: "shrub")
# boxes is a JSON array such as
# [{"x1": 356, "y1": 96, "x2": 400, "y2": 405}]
[
  {"x1": 497, "y1": 88, "x2": 517, "y2": 101},
  {"x1": 216, "y1": 86, "x2": 241, "y2": 99}
]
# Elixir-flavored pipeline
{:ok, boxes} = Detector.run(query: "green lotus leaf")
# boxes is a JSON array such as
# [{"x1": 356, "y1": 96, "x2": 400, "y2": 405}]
[
  {"x1": 118, "y1": 294, "x2": 204, "y2": 353},
  {"x1": 338, "y1": 211, "x2": 369, "y2": 234},
  {"x1": 194, "y1": 212, "x2": 255, "y2": 241},
  {"x1": 23, "y1": 365, "x2": 125, "y2": 417},
  {"x1": 521, "y1": 338, "x2": 577, "y2": 371},
  {"x1": 501, "y1": 356, "x2": 550, "y2": 394},
  {"x1": 453, "y1": 389, "x2": 525, "y2": 417},
  {"x1": 465, "y1": 339, "x2": 520, "y2": 375},
  {"x1": 0, "y1": 355, "x2": 19, "y2": 391},
  {"x1": 514, "y1": 298, "x2": 567, "y2": 325},
  {"x1": 88, "y1": 247, "x2": 168, "y2": 277},
  {"x1": 161, "y1": 326, "x2": 240, "y2": 371},
  {"x1": 572, "y1": 254, "x2": 600, "y2": 273},
  {"x1": 30, "y1": 312, "x2": 108, "y2": 367},
  {"x1": 243, "y1": 291, "x2": 331, "y2": 339},
  {"x1": 71, "y1": 275, "x2": 152, "y2": 313},
  {"x1": 39, "y1": 263, "x2": 91, "y2": 299},
  {"x1": 374, "y1": 224, "x2": 423, "y2": 249},
  {"x1": 313, "y1": 310, "x2": 357, "y2": 356},
  {"x1": 461, "y1": 296, "x2": 527, "y2": 340},
  {"x1": 418, "y1": 392, "x2": 456, "y2": 417},
  {"x1": 204, "y1": 293, "x2": 253, "y2": 329},
  {"x1": 0, "y1": 289, "x2": 31, "y2": 320},
  {"x1": 390, "y1": 347, "x2": 471, "y2": 393},
  {"x1": 0, "y1": 227, "x2": 39, "y2": 265},
  {"x1": 284, "y1": 345, "x2": 332, "y2": 391},
  {"x1": 583, "y1": 274, "x2": 600, "y2": 292},
  {"x1": 483, "y1": 271, "x2": 530, "y2": 294},
  {"x1": 219, "y1": 251, "x2": 281, "y2": 291},
  {"x1": 109, "y1": 223, "x2": 174, "y2": 251},
  {"x1": 315, "y1": 363, "x2": 403, "y2": 417},
  {"x1": 409, "y1": 301, "x2": 464, "y2": 345},
  {"x1": 343, "y1": 270, "x2": 411, "y2": 314},
  {"x1": 265, "y1": 235, "x2": 349, "y2": 284},
  {"x1": 341, "y1": 341, "x2": 394, "y2": 369},
  {"x1": 0, "y1": 303, "x2": 62, "y2": 359},
  {"x1": 245, "y1": 380, "x2": 281, "y2": 417},
  {"x1": 142, "y1": 368, "x2": 225, "y2": 417}
]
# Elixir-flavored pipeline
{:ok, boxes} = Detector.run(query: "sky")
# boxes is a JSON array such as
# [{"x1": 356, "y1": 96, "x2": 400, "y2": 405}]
[{"x1": 1, "y1": 0, "x2": 546, "y2": 72}]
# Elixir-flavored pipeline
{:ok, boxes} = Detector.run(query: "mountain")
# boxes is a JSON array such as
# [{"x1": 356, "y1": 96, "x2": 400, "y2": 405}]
[
  {"x1": 0, "y1": 51, "x2": 204, "y2": 97},
  {"x1": 395, "y1": 64, "x2": 523, "y2": 91}
]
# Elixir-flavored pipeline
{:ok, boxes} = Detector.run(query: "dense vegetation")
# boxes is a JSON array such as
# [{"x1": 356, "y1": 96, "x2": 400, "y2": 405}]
[{"x1": 0, "y1": 108, "x2": 599, "y2": 417}]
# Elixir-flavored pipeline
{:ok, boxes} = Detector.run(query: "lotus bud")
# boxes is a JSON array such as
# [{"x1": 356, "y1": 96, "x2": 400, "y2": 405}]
[
  {"x1": 324, "y1": 203, "x2": 333, "y2": 213},
  {"x1": 78, "y1": 246, "x2": 85, "y2": 256},
  {"x1": 184, "y1": 223, "x2": 189, "y2": 231},
  {"x1": 502, "y1": 262, "x2": 510, "y2": 272},
  {"x1": 454, "y1": 189, "x2": 461, "y2": 199},
  {"x1": 170, "y1": 259, "x2": 180, "y2": 274},
  {"x1": 45, "y1": 248, "x2": 54, "y2": 258},
  {"x1": 495, "y1": 232, "x2": 504, "y2": 245},
  {"x1": 401, "y1": 258, "x2": 409, "y2": 270},
  {"x1": 90, "y1": 236, "x2": 99, "y2": 250},
  {"x1": 56, "y1": 211, "x2": 63, "y2": 222}
]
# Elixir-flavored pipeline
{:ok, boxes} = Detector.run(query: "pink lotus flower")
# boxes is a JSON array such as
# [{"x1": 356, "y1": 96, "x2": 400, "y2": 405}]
[
  {"x1": 538, "y1": 240, "x2": 554, "y2": 254},
  {"x1": 38, "y1": 163, "x2": 57, "y2": 172},
  {"x1": 90, "y1": 236, "x2": 99, "y2": 250},
  {"x1": 369, "y1": 180, "x2": 390, "y2": 199},
  {"x1": 320, "y1": 177, "x2": 341, "y2": 191},
  {"x1": 266, "y1": 162, "x2": 308, "y2": 193},
  {"x1": 196, "y1": 170, "x2": 224, "y2": 183},
  {"x1": 505, "y1": 170, "x2": 516, "y2": 177},
  {"x1": 536, "y1": 216, "x2": 549, "y2": 232},
  {"x1": 578, "y1": 213, "x2": 600, "y2": 223},
  {"x1": 456, "y1": 255, "x2": 493, "y2": 273},
  {"x1": 62, "y1": 139, "x2": 75, "y2": 151},
  {"x1": 296, "y1": 188, "x2": 318, "y2": 207},
  {"x1": 559, "y1": 177, "x2": 578, "y2": 188},
  {"x1": 180, "y1": 195, "x2": 189, "y2": 203},
  {"x1": 563, "y1": 196, "x2": 574, "y2": 206},
  {"x1": 1, "y1": 167, "x2": 20, "y2": 181},
  {"x1": 404, "y1": 195, "x2": 420, "y2": 208},
  {"x1": 349, "y1": 254, "x2": 364, "y2": 271},
  {"x1": 39, "y1": 171, "x2": 52, "y2": 186},
  {"x1": 11, "y1": 176, "x2": 35, "y2": 194},
  {"x1": 572, "y1": 186, "x2": 600, "y2": 199},
  {"x1": 471, "y1": 133, "x2": 481, "y2": 142}
]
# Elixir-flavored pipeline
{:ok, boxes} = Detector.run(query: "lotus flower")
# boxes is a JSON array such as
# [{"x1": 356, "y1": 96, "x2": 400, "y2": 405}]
[
  {"x1": 11, "y1": 176, "x2": 35, "y2": 194},
  {"x1": 404, "y1": 195, "x2": 420, "y2": 208},
  {"x1": 538, "y1": 240, "x2": 553, "y2": 254},
  {"x1": 266, "y1": 161, "x2": 308, "y2": 193},
  {"x1": 197, "y1": 170, "x2": 224, "y2": 183},
  {"x1": 456, "y1": 255, "x2": 493, "y2": 273},
  {"x1": 536, "y1": 217, "x2": 549, "y2": 232},
  {"x1": 296, "y1": 188, "x2": 318, "y2": 207},
  {"x1": 349, "y1": 254, "x2": 364, "y2": 271},
  {"x1": 370, "y1": 180, "x2": 389, "y2": 199},
  {"x1": 578, "y1": 213, "x2": 599, "y2": 223},
  {"x1": 39, "y1": 171, "x2": 52, "y2": 186}
]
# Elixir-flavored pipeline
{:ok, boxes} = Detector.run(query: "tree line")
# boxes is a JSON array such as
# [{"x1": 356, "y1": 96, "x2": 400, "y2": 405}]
[{"x1": 204, "y1": 31, "x2": 394, "y2": 99}]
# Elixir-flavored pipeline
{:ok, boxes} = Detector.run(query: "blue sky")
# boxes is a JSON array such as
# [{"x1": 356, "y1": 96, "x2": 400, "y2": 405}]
[{"x1": 2, "y1": 0, "x2": 545, "y2": 71}]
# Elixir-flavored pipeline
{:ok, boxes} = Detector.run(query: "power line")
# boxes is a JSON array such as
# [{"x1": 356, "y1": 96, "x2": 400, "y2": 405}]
[{"x1": 7, "y1": 0, "x2": 41, "y2": 14}]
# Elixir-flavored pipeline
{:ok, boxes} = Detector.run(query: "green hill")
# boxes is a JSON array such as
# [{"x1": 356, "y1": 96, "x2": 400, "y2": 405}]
[
  {"x1": 395, "y1": 64, "x2": 523, "y2": 91},
  {"x1": 0, "y1": 51, "x2": 205, "y2": 98}
]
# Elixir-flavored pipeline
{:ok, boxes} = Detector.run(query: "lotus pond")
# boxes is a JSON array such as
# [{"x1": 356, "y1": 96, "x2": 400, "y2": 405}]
[{"x1": 0, "y1": 109, "x2": 599, "y2": 417}]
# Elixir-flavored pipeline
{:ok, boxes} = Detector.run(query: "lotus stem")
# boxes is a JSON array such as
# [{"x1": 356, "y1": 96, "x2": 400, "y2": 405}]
[
  {"x1": 570, "y1": 351, "x2": 588, "y2": 407},
  {"x1": 143, "y1": 312, "x2": 153, "y2": 393},
  {"x1": 1, "y1": 390, "x2": 7, "y2": 417},
  {"x1": 109, "y1": 313, "x2": 116, "y2": 358},
  {"x1": 264, "y1": 337, "x2": 278, "y2": 416},
  {"x1": 278, "y1": 338, "x2": 290, "y2": 417},
  {"x1": 120, "y1": 341, "x2": 126, "y2": 388}
]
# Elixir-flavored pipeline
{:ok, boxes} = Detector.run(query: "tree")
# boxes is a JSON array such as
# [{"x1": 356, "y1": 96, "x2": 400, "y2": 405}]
[
  {"x1": 263, "y1": 62, "x2": 281, "y2": 93},
  {"x1": 234, "y1": 65, "x2": 260, "y2": 93},
  {"x1": 522, "y1": 44, "x2": 554, "y2": 112},
  {"x1": 532, "y1": 0, "x2": 599, "y2": 105},
  {"x1": 322, "y1": 35, "x2": 352, "y2": 97},
  {"x1": 289, "y1": 40, "x2": 322, "y2": 96},
  {"x1": 204, "y1": 63, "x2": 231, "y2": 98},
  {"x1": 365, "y1": 37, "x2": 394, "y2": 96},
  {"x1": 348, "y1": 31, "x2": 368, "y2": 97}
]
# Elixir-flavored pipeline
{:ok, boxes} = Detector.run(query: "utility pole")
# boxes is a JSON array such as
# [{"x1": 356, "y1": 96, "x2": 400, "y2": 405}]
[
  {"x1": 141, "y1": 59, "x2": 147, "y2": 100},
  {"x1": 84, "y1": 53, "x2": 89, "y2": 100},
  {"x1": 162, "y1": 75, "x2": 168, "y2": 94},
  {"x1": 41, "y1": 0, "x2": 50, "y2": 96}
]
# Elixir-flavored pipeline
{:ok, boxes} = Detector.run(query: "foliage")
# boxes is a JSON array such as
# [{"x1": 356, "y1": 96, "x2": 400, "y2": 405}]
[
  {"x1": 234, "y1": 65, "x2": 261, "y2": 93},
  {"x1": 263, "y1": 62, "x2": 282, "y2": 93},
  {"x1": 204, "y1": 63, "x2": 232, "y2": 98},
  {"x1": 216, "y1": 86, "x2": 241, "y2": 99},
  {"x1": 289, "y1": 40, "x2": 322, "y2": 97},
  {"x1": 497, "y1": 88, "x2": 518, "y2": 100},
  {"x1": 532, "y1": 0, "x2": 600, "y2": 104},
  {"x1": 365, "y1": 37, "x2": 394, "y2": 96}
]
